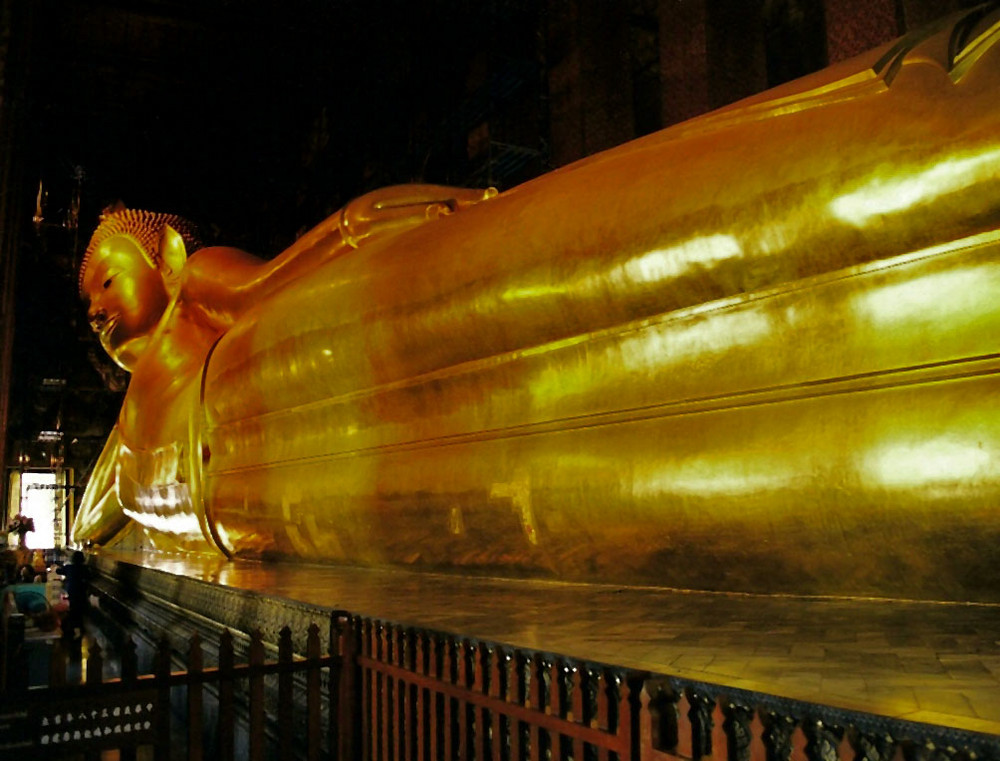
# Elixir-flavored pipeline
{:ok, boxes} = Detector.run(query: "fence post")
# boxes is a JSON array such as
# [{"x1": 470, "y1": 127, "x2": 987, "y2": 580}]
[
  {"x1": 50, "y1": 637, "x2": 67, "y2": 688},
  {"x1": 362, "y1": 619, "x2": 374, "y2": 761},
  {"x1": 550, "y1": 660, "x2": 565, "y2": 760},
  {"x1": 5, "y1": 612, "x2": 26, "y2": 695},
  {"x1": 249, "y1": 629, "x2": 265, "y2": 761},
  {"x1": 571, "y1": 665, "x2": 584, "y2": 761},
  {"x1": 510, "y1": 652, "x2": 525, "y2": 761},
  {"x1": 391, "y1": 625, "x2": 402, "y2": 761},
  {"x1": 188, "y1": 631, "x2": 204, "y2": 761},
  {"x1": 154, "y1": 636, "x2": 172, "y2": 761},
  {"x1": 380, "y1": 623, "x2": 391, "y2": 761},
  {"x1": 722, "y1": 699, "x2": 757, "y2": 761},
  {"x1": 121, "y1": 636, "x2": 138, "y2": 685},
  {"x1": 529, "y1": 654, "x2": 543, "y2": 761},
  {"x1": 456, "y1": 639, "x2": 470, "y2": 761},
  {"x1": 120, "y1": 637, "x2": 138, "y2": 761},
  {"x1": 278, "y1": 625, "x2": 294, "y2": 761},
  {"x1": 0, "y1": 591, "x2": 9, "y2": 690},
  {"x1": 475, "y1": 642, "x2": 489, "y2": 761},
  {"x1": 689, "y1": 689, "x2": 717, "y2": 761},
  {"x1": 86, "y1": 639, "x2": 103, "y2": 685},
  {"x1": 329, "y1": 616, "x2": 344, "y2": 759},
  {"x1": 403, "y1": 627, "x2": 415, "y2": 761},
  {"x1": 428, "y1": 634, "x2": 440, "y2": 761},
  {"x1": 305, "y1": 623, "x2": 321, "y2": 761},
  {"x1": 218, "y1": 629, "x2": 235, "y2": 761},
  {"x1": 416, "y1": 631, "x2": 430, "y2": 761},
  {"x1": 596, "y1": 669, "x2": 611, "y2": 761},
  {"x1": 332, "y1": 614, "x2": 357, "y2": 761},
  {"x1": 489, "y1": 646, "x2": 503, "y2": 761},
  {"x1": 623, "y1": 673, "x2": 645, "y2": 761},
  {"x1": 442, "y1": 636, "x2": 455, "y2": 761}
]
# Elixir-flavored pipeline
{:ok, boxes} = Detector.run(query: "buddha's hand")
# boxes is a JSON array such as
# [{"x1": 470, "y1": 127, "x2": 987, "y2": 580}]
[{"x1": 340, "y1": 184, "x2": 499, "y2": 247}]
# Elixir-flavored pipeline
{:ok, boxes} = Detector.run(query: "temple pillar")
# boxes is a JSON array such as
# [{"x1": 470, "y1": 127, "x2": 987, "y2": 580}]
[
  {"x1": 900, "y1": 0, "x2": 979, "y2": 32},
  {"x1": 547, "y1": 2, "x2": 635, "y2": 166},
  {"x1": 706, "y1": 0, "x2": 768, "y2": 109},
  {"x1": 659, "y1": 0, "x2": 711, "y2": 127},
  {"x1": 0, "y1": 0, "x2": 32, "y2": 506}
]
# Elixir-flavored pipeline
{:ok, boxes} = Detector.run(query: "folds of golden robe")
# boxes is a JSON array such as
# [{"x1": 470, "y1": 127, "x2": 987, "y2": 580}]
[{"x1": 81, "y1": 7, "x2": 1000, "y2": 601}]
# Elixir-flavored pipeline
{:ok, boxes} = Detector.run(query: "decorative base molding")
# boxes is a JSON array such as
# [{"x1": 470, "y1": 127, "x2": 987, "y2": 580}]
[{"x1": 92, "y1": 555, "x2": 334, "y2": 658}]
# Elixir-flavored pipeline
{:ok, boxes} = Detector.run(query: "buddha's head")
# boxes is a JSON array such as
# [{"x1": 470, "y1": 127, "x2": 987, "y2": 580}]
[{"x1": 80, "y1": 208, "x2": 200, "y2": 371}]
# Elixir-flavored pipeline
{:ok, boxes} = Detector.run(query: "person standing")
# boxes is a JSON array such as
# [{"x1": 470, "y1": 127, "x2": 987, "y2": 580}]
[{"x1": 56, "y1": 550, "x2": 90, "y2": 640}]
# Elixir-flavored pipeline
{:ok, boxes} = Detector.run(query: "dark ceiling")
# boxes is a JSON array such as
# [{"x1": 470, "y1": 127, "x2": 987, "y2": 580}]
[{"x1": 28, "y1": 0, "x2": 540, "y2": 242}]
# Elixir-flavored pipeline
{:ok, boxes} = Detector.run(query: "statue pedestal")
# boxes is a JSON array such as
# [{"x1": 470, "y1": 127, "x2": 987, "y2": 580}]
[{"x1": 91, "y1": 549, "x2": 1000, "y2": 743}]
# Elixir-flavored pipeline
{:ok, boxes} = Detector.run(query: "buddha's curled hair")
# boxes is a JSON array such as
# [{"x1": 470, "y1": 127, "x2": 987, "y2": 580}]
[{"x1": 79, "y1": 208, "x2": 201, "y2": 295}]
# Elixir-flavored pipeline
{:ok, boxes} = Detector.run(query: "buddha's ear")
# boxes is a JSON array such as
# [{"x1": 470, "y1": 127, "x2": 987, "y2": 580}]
[{"x1": 158, "y1": 224, "x2": 188, "y2": 296}]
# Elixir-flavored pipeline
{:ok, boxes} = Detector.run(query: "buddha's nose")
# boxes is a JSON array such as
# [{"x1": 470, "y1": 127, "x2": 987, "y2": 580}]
[{"x1": 89, "y1": 306, "x2": 108, "y2": 332}]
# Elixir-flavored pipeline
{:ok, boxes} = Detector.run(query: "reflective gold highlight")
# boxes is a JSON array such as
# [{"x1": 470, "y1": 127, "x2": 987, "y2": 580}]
[{"x1": 76, "y1": 8, "x2": 1000, "y2": 601}]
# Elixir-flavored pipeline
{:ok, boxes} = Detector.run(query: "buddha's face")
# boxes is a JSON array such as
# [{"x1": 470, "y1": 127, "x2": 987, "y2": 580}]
[{"x1": 82, "y1": 235, "x2": 170, "y2": 372}]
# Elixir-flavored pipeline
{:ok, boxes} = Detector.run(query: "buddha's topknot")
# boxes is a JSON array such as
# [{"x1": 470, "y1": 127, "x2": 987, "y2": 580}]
[{"x1": 79, "y1": 208, "x2": 201, "y2": 295}]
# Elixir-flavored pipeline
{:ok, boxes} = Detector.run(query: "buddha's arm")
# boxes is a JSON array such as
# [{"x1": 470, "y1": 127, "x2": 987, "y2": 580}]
[
  {"x1": 72, "y1": 425, "x2": 129, "y2": 546},
  {"x1": 182, "y1": 184, "x2": 496, "y2": 328},
  {"x1": 338, "y1": 184, "x2": 498, "y2": 248}
]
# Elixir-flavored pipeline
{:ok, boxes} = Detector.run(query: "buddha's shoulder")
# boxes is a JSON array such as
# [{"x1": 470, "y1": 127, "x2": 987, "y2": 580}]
[{"x1": 181, "y1": 245, "x2": 265, "y2": 288}]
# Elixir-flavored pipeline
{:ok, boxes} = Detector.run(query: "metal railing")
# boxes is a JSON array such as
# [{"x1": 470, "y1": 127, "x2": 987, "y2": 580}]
[
  {"x1": 0, "y1": 622, "x2": 333, "y2": 760},
  {"x1": 335, "y1": 615, "x2": 998, "y2": 761},
  {"x1": 1, "y1": 602, "x2": 996, "y2": 760}
]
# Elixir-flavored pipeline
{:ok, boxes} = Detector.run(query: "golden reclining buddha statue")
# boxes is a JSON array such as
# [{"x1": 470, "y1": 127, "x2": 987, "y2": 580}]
[{"x1": 75, "y1": 6, "x2": 1000, "y2": 602}]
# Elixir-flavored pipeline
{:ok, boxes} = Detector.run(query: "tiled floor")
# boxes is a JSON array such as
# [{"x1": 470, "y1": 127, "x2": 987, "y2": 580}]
[{"x1": 103, "y1": 551, "x2": 1000, "y2": 736}]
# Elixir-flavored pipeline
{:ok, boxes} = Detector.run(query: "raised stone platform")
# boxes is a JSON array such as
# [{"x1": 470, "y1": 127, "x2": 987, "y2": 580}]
[{"x1": 92, "y1": 550, "x2": 1000, "y2": 743}]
